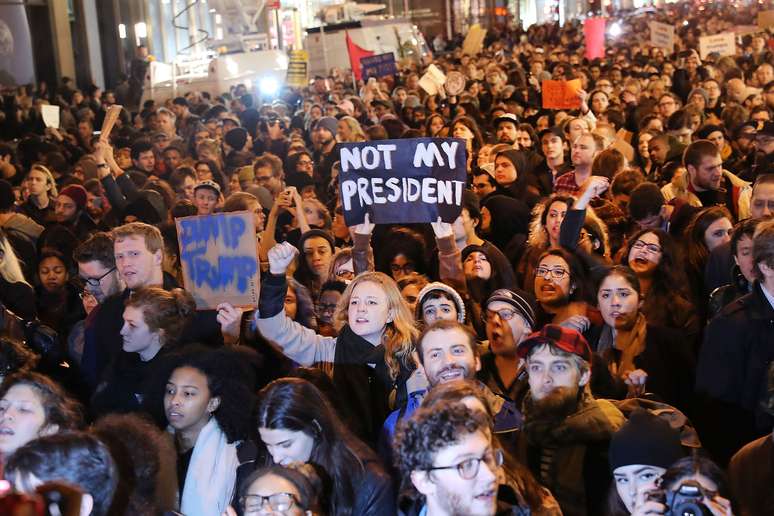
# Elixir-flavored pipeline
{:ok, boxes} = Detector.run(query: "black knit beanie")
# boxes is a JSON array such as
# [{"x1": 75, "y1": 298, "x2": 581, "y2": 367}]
[{"x1": 609, "y1": 409, "x2": 684, "y2": 472}]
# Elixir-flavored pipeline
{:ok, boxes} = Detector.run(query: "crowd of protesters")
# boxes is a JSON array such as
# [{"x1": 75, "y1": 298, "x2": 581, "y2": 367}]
[{"x1": 0, "y1": 1, "x2": 772, "y2": 514}]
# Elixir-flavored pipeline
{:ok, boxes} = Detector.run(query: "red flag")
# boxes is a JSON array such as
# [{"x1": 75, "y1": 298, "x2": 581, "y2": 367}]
[
  {"x1": 584, "y1": 17, "x2": 606, "y2": 60},
  {"x1": 346, "y1": 31, "x2": 374, "y2": 81}
]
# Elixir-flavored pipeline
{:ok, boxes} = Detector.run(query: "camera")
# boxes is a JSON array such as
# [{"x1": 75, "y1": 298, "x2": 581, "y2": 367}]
[{"x1": 647, "y1": 480, "x2": 714, "y2": 516}]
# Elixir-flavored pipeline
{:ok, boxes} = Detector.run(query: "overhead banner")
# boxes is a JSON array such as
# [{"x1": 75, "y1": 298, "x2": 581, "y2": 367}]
[
  {"x1": 584, "y1": 17, "x2": 606, "y2": 60},
  {"x1": 649, "y1": 21, "x2": 675, "y2": 52},
  {"x1": 176, "y1": 211, "x2": 260, "y2": 310},
  {"x1": 542, "y1": 79, "x2": 582, "y2": 109},
  {"x1": 699, "y1": 32, "x2": 737, "y2": 60},
  {"x1": 286, "y1": 50, "x2": 309, "y2": 88},
  {"x1": 361, "y1": 53, "x2": 398, "y2": 80},
  {"x1": 338, "y1": 138, "x2": 467, "y2": 226}
]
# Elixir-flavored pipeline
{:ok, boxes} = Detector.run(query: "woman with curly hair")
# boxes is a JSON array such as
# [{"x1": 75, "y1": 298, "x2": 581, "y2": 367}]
[
  {"x1": 256, "y1": 243, "x2": 422, "y2": 445},
  {"x1": 622, "y1": 228, "x2": 699, "y2": 335},
  {"x1": 517, "y1": 194, "x2": 575, "y2": 294},
  {"x1": 256, "y1": 378, "x2": 394, "y2": 515},
  {"x1": 0, "y1": 371, "x2": 83, "y2": 466},
  {"x1": 161, "y1": 347, "x2": 257, "y2": 516}
]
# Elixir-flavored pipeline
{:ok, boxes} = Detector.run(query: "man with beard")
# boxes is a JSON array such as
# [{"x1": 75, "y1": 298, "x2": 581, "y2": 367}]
[
  {"x1": 494, "y1": 113, "x2": 519, "y2": 146},
  {"x1": 516, "y1": 324, "x2": 625, "y2": 516},
  {"x1": 394, "y1": 401, "x2": 501, "y2": 516},
  {"x1": 54, "y1": 184, "x2": 97, "y2": 242},
  {"x1": 684, "y1": 139, "x2": 750, "y2": 220},
  {"x1": 749, "y1": 121, "x2": 774, "y2": 180},
  {"x1": 478, "y1": 289, "x2": 536, "y2": 405},
  {"x1": 380, "y1": 320, "x2": 521, "y2": 451}
]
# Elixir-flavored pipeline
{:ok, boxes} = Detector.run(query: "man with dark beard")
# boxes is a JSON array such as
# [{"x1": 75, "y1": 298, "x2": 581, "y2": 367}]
[{"x1": 516, "y1": 324, "x2": 625, "y2": 516}]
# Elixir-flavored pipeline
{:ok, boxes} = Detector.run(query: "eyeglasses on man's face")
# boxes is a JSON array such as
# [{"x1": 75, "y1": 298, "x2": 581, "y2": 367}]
[
  {"x1": 425, "y1": 448, "x2": 504, "y2": 480},
  {"x1": 83, "y1": 267, "x2": 116, "y2": 288}
]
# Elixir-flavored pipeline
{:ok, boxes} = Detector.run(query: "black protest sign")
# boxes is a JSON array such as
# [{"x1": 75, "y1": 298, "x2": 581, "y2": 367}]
[
  {"x1": 360, "y1": 53, "x2": 398, "y2": 79},
  {"x1": 338, "y1": 138, "x2": 467, "y2": 226}
]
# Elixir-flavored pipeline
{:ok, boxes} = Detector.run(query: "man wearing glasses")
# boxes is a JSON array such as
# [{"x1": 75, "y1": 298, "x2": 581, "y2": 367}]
[
  {"x1": 516, "y1": 324, "x2": 625, "y2": 516},
  {"x1": 394, "y1": 401, "x2": 504, "y2": 516}
]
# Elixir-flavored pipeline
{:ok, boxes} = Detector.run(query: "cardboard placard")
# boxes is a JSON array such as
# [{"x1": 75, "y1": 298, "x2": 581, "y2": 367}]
[
  {"x1": 541, "y1": 79, "x2": 582, "y2": 110},
  {"x1": 418, "y1": 64, "x2": 447, "y2": 96},
  {"x1": 584, "y1": 17, "x2": 606, "y2": 60},
  {"x1": 338, "y1": 138, "x2": 467, "y2": 226},
  {"x1": 462, "y1": 24, "x2": 487, "y2": 56},
  {"x1": 361, "y1": 53, "x2": 398, "y2": 80},
  {"x1": 649, "y1": 21, "x2": 675, "y2": 52},
  {"x1": 41, "y1": 105, "x2": 59, "y2": 129},
  {"x1": 176, "y1": 211, "x2": 260, "y2": 310},
  {"x1": 286, "y1": 50, "x2": 309, "y2": 89},
  {"x1": 758, "y1": 10, "x2": 774, "y2": 29},
  {"x1": 99, "y1": 105, "x2": 123, "y2": 142},
  {"x1": 699, "y1": 32, "x2": 736, "y2": 60}
]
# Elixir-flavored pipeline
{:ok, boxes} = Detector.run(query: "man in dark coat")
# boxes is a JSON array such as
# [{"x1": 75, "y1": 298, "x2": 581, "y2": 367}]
[
  {"x1": 697, "y1": 219, "x2": 774, "y2": 466},
  {"x1": 516, "y1": 325, "x2": 625, "y2": 516}
]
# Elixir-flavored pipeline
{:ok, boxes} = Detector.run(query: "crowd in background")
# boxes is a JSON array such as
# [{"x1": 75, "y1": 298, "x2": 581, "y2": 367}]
[{"x1": 0, "y1": 1, "x2": 773, "y2": 515}]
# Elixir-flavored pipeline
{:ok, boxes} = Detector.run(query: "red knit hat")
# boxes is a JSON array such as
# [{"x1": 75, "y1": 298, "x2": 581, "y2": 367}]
[{"x1": 58, "y1": 185, "x2": 87, "y2": 210}]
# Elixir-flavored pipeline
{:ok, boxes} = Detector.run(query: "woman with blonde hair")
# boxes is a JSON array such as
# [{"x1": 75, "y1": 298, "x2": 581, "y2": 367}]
[
  {"x1": 0, "y1": 229, "x2": 36, "y2": 319},
  {"x1": 336, "y1": 116, "x2": 367, "y2": 143},
  {"x1": 19, "y1": 164, "x2": 57, "y2": 225},
  {"x1": 255, "y1": 242, "x2": 423, "y2": 444}
]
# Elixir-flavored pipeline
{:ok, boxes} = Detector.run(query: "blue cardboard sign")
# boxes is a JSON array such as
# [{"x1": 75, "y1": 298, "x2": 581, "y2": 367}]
[
  {"x1": 360, "y1": 52, "x2": 398, "y2": 79},
  {"x1": 338, "y1": 138, "x2": 467, "y2": 226},
  {"x1": 176, "y1": 211, "x2": 260, "y2": 309}
]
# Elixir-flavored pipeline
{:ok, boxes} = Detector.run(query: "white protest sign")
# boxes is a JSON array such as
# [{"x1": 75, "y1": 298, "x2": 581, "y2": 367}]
[
  {"x1": 41, "y1": 105, "x2": 59, "y2": 129},
  {"x1": 699, "y1": 32, "x2": 736, "y2": 60},
  {"x1": 419, "y1": 64, "x2": 447, "y2": 96},
  {"x1": 649, "y1": 21, "x2": 675, "y2": 52}
]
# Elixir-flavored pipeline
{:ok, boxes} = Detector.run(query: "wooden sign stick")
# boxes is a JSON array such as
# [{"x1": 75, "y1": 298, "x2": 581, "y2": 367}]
[{"x1": 99, "y1": 105, "x2": 123, "y2": 143}]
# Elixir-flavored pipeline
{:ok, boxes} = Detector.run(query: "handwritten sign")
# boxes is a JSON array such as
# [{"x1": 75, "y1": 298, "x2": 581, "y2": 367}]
[
  {"x1": 338, "y1": 138, "x2": 467, "y2": 226},
  {"x1": 699, "y1": 33, "x2": 736, "y2": 60},
  {"x1": 584, "y1": 17, "x2": 606, "y2": 60},
  {"x1": 542, "y1": 79, "x2": 582, "y2": 110},
  {"x1": 286, "y1": 50, "x2": 309, "y2": 89},
  {"x1": 176, "y1": 211, "x2": 260, "y2": 310},
  {"x1": 361, "y1": 53, "x2": 398, "y2": 80},
  {"x1": 649, "y1": 21, "x2": 675, "y2": 52},
  {"x1": 419, "y1": 64, "x2": 447, "y2": 96},
  {"x1": 758, "y1": 10, "x2": 774, "y2": 29},
  {"x1": 41, "y1": 105, "x2": 59, "y2": 129}
]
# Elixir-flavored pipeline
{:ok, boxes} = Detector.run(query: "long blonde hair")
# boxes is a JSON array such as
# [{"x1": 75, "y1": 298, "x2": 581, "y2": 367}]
[
  {"x1": 28, "y1": 164, "x2": 58, "y2": 198},
  {"x1": 0, "y1": 232, "x2": 30, "y2": 286},
  {"x1": 338, "y1": 116, "x2": 367, "y2": 143},
  {"x1": 333, "y1": 272, "x2": 418, "y2": 380}
]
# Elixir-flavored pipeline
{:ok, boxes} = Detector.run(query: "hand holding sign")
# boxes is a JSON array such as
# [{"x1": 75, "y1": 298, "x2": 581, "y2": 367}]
[
  {"x1": 352, "y1": 212, "x2": 375, "y2": 236},
  {"x1": 338, "y1": 138, "x2": 468, "y2": 226},
  {"x1": 268, "y1": 242, "x2": 299, "y2": 275},
  {"x1": 431, "y1": 216, "x2": 454, "y2": 239},
  {"x1": 216, "y1": 302, "x2": 244, "y2": 345}
]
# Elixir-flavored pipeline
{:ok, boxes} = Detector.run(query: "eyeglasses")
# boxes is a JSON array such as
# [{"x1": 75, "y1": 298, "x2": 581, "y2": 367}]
[
  {"x1": 631, "y1": 240, "x2": 662, "y2": 254},
  {"x1": 425, "y1": 448, "x2": 504, "y2": 480},
  {"x1": 241, "y1": 492, "x2": 298, "y2": 514},
  {"x1": 297, "y1": 159, "x2": 313, "y2": 167},
  {"x1": 82, "y1": 267, "x2": 116, "y2": 288},
  {"x1": 482, "y1": 308, "x2": 519, "y2": 322},
  {"x1": 535, "y1": 266, "x2": 569, "y2": 280}
]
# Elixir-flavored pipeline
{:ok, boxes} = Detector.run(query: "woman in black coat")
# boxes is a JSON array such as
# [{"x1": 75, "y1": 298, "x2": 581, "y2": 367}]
[{"x1": 588, "y1": 266, "x2": 695, "y2": 413}]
